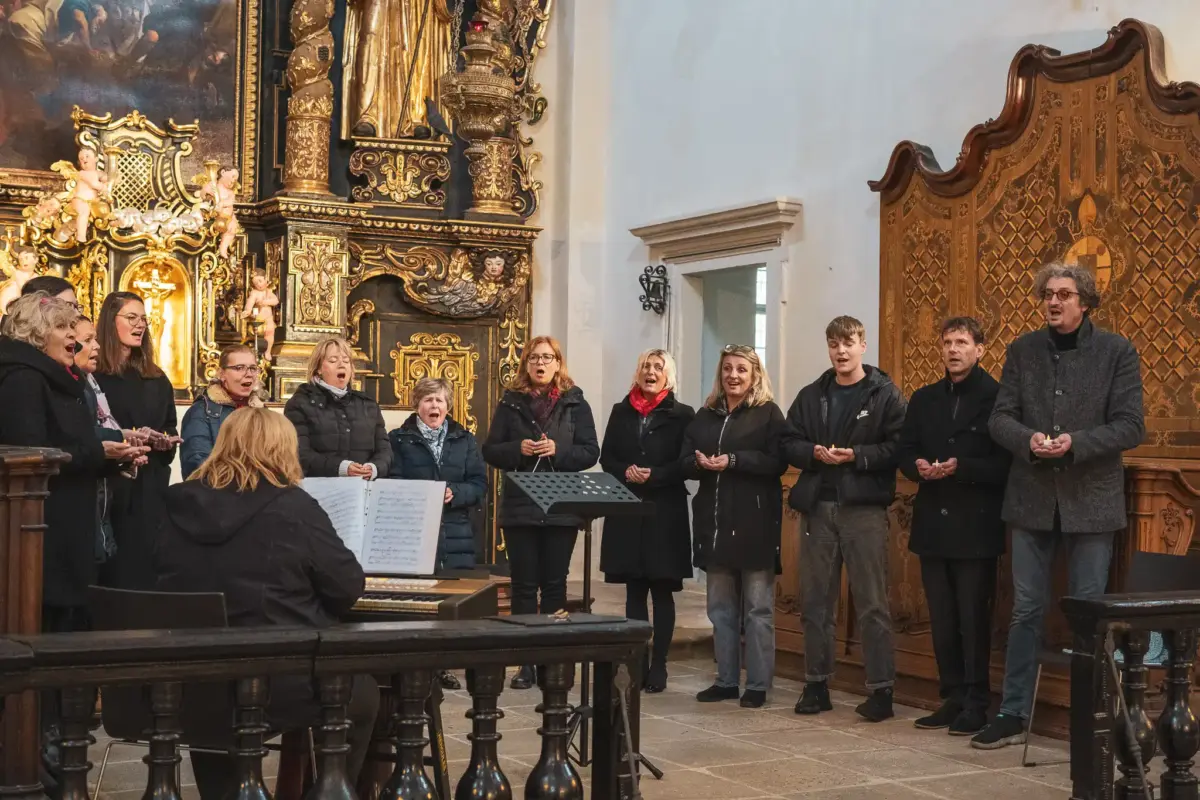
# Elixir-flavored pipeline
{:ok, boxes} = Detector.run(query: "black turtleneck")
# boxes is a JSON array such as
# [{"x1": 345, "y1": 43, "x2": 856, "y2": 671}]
[{"x1": 1049, "y1": 325, "x2": 1079, "y2": 351}]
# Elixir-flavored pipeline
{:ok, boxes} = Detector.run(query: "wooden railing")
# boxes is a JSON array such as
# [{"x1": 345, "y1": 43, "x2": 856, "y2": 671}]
[
  {"x1": 1063, "y1": 591, "x2": 1200, "y2": 800},
  {"x1": 0, "y1": 617, "x2": 651, "y2": 800}
]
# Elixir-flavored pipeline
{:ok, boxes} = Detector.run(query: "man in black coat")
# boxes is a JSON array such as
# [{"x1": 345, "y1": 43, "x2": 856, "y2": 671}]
[
  {"x1": 897, "y1": 317, "x2": 1010, "y2": 735},
  {"x1": 782, "y1": 315, "x2": 907, "y2": 722}
]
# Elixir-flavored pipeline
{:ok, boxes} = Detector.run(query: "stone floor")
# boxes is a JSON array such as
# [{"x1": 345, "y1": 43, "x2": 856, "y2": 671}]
[{"x1": 88, "y1": 656, "x2": 1073, "y2": 800}]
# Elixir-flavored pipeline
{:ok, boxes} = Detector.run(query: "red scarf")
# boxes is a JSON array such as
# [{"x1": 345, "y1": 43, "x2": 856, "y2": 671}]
[
  {"x1": 529, "y1": 385, "x2": 561, "y2": 428},
  {"x1": 628, "y1": 387, "x2": 668, "y2": 417}
]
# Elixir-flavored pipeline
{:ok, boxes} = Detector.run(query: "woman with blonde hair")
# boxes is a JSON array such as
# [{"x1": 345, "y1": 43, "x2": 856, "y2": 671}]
[
  {"x1": 600, "y1": 348, "x2": 695, "y2": 692},
  {"x1": 483, "y1": 335, "x2": 599, "y2": 689},
  {"x1": 283, "y1": 335, "x2": 391, "y2": 478},
  {"x1": 156, "y1": 408, "x2": 376, "y2": 800},
  {"x1": 681, "y1": 344, "x2": 786, "y2": 708}
]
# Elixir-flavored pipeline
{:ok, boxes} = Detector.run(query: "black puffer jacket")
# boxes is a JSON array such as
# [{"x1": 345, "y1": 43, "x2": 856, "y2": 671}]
[
  {"x1": 600, "y1": 392, "x2": 695, "y2": 583},
  {"x1": 0, "y1": 338, "x2": 107, "y2": 607},
  {"x1": 388, "y1": 414, "x2": 488, "y2": 570},
  {"x1": 681, "y1": 400, "x2": 787, "y2": 572},
  {"x1": 283, "y1": 382, "x2": 391, "y2": 478},
  {"x1": 482, "y1": 386, "x2": 599, "y2": 528},
  {"x1": 155, "y1": 480, "x2": 365, "y2": 628},
  {"x1": 782, "y1": 366, "x2": 907, "y2": 513}
]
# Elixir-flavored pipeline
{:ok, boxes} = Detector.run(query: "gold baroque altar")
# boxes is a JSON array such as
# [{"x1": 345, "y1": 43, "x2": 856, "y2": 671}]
[{"x1": 0, "y1": 0, "x2": 555, "y2": 564}]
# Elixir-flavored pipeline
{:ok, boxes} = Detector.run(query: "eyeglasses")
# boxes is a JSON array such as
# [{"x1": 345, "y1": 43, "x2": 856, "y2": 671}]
[
  {"x1": 119, "y1": 313, "x2": 149, "y2": 325},
  {"x1": 223, "y1": 364, "x2": 260, "y2": 375},
  {"x1": 527, "y1": 354, "x2": 557, "y2": 364},
  {"x1": 67, "y1": 302, "x2": 84, "y2": 313},
  {"x1": 722, "y1": 344, "x2": 756, "y2": 354},
  {"x1": 1042, "y1": 289, "x2": 1080, "y2": 303}
]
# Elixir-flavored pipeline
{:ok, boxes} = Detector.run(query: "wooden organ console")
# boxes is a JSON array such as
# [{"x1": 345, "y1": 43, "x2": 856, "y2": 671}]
[
  {"x1": 346, "y1": 575, "x2": 500, "y2": 620},
  {"x1": 774, "y1": 19, "x2": 1200, "y2": 737}
]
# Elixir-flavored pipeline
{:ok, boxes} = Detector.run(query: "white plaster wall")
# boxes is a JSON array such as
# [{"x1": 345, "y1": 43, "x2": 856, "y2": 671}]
[{"x1": 528, "y1": 0, "x2": 1200, "y2": 424}]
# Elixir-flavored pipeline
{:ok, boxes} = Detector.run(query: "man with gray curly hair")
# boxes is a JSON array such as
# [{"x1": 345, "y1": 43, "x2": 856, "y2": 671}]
[{"x1": 972, "y1": 261, "x2": 1145, "y2": 750}]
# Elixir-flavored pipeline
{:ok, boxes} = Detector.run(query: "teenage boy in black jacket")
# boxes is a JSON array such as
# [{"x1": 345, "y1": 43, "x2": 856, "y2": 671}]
[{"x1": 782, "y1": 315, "x2": 906, "y2": 722}]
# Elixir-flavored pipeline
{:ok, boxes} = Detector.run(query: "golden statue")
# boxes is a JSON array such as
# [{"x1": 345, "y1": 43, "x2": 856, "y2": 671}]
[{"x1": 340, "y1": 0, "x2": 454, "y2": 139}]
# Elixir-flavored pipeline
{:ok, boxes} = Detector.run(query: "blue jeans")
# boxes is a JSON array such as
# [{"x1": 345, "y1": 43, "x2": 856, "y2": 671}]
[
  {"x1": 999, "y1": 527, "x2": 1113, "y2": 719},
  {"x1": 707, "y1": 567, "x2": 775, "y2": 692}
]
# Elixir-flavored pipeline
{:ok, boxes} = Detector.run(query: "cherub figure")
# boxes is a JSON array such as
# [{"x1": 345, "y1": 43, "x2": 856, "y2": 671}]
[
  {"x1": 242, "y1": 270, "x2": 279, "y2": 361},
  {"x1": 54, "y1": 148, "x2": 111, "y2": 243},
  {"x1": 0, "y1": 249, "x2": 38, "y2": 313},
  {"x1": 201, "y1": 167, "x2": 240, "y2": 260}
]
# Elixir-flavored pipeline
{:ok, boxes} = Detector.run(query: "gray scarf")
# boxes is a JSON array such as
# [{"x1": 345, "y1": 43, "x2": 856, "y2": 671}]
[
  {"x1": 416, "y1": 417, "x2": 448, "y2": 464},
  {"x1": 315, "y1": 377, "x2": 349, "y2": 399}
]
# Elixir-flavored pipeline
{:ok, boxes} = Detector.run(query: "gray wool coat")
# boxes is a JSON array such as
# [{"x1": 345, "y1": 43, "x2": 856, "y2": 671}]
[{"x1": 988, "y1": 318, "x2": 1145, "y2": 534}]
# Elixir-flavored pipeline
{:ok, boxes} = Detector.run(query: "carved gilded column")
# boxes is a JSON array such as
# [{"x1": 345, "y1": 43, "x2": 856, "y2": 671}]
[{"x1": 282, "y1": 0, "x2": 336, "y2": 196}]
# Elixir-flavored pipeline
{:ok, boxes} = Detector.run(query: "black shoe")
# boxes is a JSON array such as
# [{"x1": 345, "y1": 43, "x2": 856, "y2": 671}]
[
  {"x1": 438, "y1": 670, "x2": 462, "y2": 690},
  {"x1": 794, "y1": 682, "x2": 833, "y2": 715},
  {"x1": 740, "y1": 689, "x2": 766, "y2": 708},
  {"x1": 855, "y1": 687, "x2": 894, "y2": 722},
  {"x1": 970, "y1": 713, "x2": 1026, "y2": 749},
  {"x1": 644, "y1": 662, "x2": 667, "y2": 694},
  {"x1": 949, "y1": 707, "x2": 988, "y2": 736},
  {"x1": 913, "y1": 700, "x2": 962, "y2": 730},
  {"x1": 695, "y1": 684, "x2": 739, "y2": 703},
  {"x1": 510, "y1": 665, "x2": 535, "y2": 690}
]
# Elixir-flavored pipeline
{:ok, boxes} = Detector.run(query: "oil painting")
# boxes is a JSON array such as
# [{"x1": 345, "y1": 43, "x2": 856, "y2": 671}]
[{"x1": 0, "y1": 0, "x2": 238, "y2": 172}]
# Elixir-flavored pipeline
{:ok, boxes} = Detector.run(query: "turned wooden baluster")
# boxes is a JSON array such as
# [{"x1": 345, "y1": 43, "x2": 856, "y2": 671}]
[
  {"x1": 1158, "y1": 629, "x2": 1200, "y2": 800},
  {"x1": 379, "y1": 672, "x2": 437, "y2": 800},
  {"x1": 230, "y1": 678, "x2": 273, "y2": 800},
  {"x1": 58, "y1": 686, "x2": 97, "y2": 800},
  {"x1": 304, "y1": 675, "x2": 358, "y2": 800},
  {"x1": 455, "y1": 667, "x2": 510, "y2": 800},
  {"x1": 142, "y1": 682, "x2": 184, "y2": 800},
  {"x1": 1115, "y1": 631, "x2": 1158, "y2": 800},
  {"x1": 525, "y1": 663, "x2": 581, "y2": 800}
]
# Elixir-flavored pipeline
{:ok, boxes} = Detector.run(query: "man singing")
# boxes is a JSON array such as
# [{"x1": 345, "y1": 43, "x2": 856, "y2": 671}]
[
  {"x1": 782, "y1": 315, "x2": 907, "y2": 722},
  {"x1": 972, "y1": 262, "x2": 1144, "y2": 749},
  {"x1": 898, "y1": 317, "x2": 1009, "y2": 736}
]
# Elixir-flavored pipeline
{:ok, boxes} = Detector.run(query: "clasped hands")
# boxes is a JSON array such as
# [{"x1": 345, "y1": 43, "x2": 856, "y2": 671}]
[
  {"x1": 625, "y1": 464, "x2": 652, "y2": 484},
  {"x1": 915, "y1": 457, "x2": 957, "y2": 480},
  {"x1": 1030, "y1": 431, "x2": 1072, "y2": 459},
  {"x1": 813, "y1": 445, "x2": 855, "y2": 466},
  {"x1": 346, "y1": 463, "x2": 374, "y2": 479},
  {"x1": 520, "y1": 435, "x2": 557, "y2": 458},
  {"x1": 694, "y1": 451, "x2": 729, "y2": 472}
]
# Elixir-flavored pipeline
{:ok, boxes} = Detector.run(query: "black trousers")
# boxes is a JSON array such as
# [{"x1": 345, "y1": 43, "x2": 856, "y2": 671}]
[
  {"x1": 919, "y1": 556, "x2": 997, "y2": 711},
  {"x1": 625, "y1": 579, "x2": 676, "y2": 669},
  {"x1": 189, "y1": 675, "x2": 379, "y2": 800},
  {"x1": 505, "y1": 526, "x2": 578, "y2": 615}
]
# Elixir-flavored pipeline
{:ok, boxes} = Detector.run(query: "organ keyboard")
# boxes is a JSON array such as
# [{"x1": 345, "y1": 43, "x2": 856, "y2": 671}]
[{"x1": 346, "y1": 574, "x2": 499, "y2": 621}]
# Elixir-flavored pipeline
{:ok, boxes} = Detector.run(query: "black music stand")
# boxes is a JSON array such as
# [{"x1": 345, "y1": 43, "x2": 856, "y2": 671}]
[{"x1": 505, "y1": 471, "x2": 661, "y2": 782}]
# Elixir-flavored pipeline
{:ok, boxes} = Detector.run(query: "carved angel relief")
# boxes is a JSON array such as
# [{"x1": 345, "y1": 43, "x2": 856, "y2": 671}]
[{"x1": 349, "y1": 243, "x2": 530, "y2": 318}]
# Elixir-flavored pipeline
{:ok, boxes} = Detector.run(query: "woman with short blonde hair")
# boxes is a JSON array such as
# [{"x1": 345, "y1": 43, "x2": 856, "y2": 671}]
[
  {"x1": 600, "y1": 347, "x2": 694, "y2": 692},
  {"x1": 158, "y1": 406, "x2": 375, "y2": 798},
  {"x1": 682, "y1": 344, "x2": 787, "y2": 708},
  {"x1": 284, "y1": 335, "x2": 391, "y2": 478}
]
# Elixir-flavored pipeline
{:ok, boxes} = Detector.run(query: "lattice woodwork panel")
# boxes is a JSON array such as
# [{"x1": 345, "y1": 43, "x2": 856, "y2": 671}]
[
  {"x1": 1112, "y1": 105, "x2": 1200, "y2": 430},
  {"x1": 899, "y1": 221, "x2": 950, "y2": 396},
  {"x1": 112, "y1": 151, "x2": 155, "y2": 211},
  {"x1": 976, "y1": 122, "x2": 1063, "y2": 376}
]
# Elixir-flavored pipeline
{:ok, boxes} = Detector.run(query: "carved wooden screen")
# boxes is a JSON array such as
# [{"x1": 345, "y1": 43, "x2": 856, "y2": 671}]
[{"x1": 872, "y1": 20, "x2": 1200, "y2": 459}]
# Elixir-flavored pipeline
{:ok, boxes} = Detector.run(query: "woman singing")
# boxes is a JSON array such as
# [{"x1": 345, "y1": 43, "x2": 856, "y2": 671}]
[
  {"x1": 284, "y1": 336, "x2": 391, "y2": 479},
  {"x1": 600, "y1": 349, "x2": 694, "y2": 693},
  {"x1": 94, "y1": 291, "x2": 180, "y2": 591},
  {"x1": 180, "y1": 344, "x2": 265, "y2": 478},
  {"x1": 682, "y1": 344, "x2": 785, "y2": 709},
  {"x1": 482, "y1": 335, "x2": 599, "y2": 689}
]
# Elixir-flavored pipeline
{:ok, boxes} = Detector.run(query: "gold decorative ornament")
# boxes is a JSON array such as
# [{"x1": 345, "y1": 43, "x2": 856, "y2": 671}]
[
  {"x1": 282, "y1": 0, "x2": 337, "y2": 196},
  {"x1": 391, "y1": 332, "x2": 480, "y2": 433},
  {"x1": 497, "y1": 303, "x2": 527, "y2": 388},
  {"x1": 349, "y1": 139, "x2": 452, "y2": 208},
  {"x1": 350, "y1": 242, "x2": 529, "y2": 318},
  {"x1": 346, "y1": 298, "x2": 376, "y2": 346},
  {"x1": 466, "y1": 136, "x2": 518, "y2": 217},
  {"x1": 288, "y1": 230, "x2": 349, "y2": 330}
]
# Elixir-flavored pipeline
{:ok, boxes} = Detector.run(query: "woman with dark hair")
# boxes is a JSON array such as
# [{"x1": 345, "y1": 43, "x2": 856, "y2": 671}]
[
  {"x1": 21, "y1": 275, "x2": 78, "y2": 305},
  {"x1": 482, "y1": 335, "x2": 599, "y2": 689},
  {"x1": 94, "y1": 290, "x2": 181, "y2": 590},
  {"x1": 600, "y1": 349, "x2": 694, "y2": 692},
  {"x1": 180, "y1": 344, "x2": 264, "y2": 478},
  {"x1": 682, "y1": 344, "x2": 786, "y2": 709}
]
